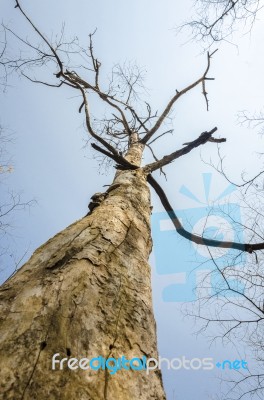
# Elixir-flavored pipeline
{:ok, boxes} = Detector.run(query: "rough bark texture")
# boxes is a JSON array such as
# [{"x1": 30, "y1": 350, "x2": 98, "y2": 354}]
[{"x1": 0, "y1": 159, "x2": 166, "y2": 399}]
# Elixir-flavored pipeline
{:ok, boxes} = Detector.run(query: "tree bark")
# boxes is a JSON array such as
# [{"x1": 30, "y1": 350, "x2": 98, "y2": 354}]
[{"x1": 0, "y1": 161, "x2": 166, "y2": 399}]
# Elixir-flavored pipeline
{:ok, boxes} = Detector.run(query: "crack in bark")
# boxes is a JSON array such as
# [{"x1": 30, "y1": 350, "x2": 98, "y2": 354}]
[
  {"x1": 20, "y1": 278, "x2": 67, "y2": 399},
  {"x1": 20, "y1": 346, "x2": 42, "y2": 400},
  {"x1": 20, "y1": 329, "x2": 50, "y2": 400},
  {"x1": 59, "y1": 217, "x2": 133, "y2": 268},
  {"x1": 46, "y1": 231, "x2": 100, "y2": 270},
  {"x1": 48, "y1": 248, "x2": 77, "y2": 270},
  {"x1": 133, "y1": 342, "x2": 152, "y2": 359},
  {"x1": 103, "y1": 299, "x2": 124, "y2": 399},
  {"x1": 103, "y1": 365, "x2": 110, "y2": 400},
  {"x1": 103, "y1": 221, "x2": 133, "y2": 260}
]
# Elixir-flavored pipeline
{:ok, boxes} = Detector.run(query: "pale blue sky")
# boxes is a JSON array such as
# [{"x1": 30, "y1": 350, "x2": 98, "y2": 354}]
[{"x1": 1, "y1": 1, "x2": 264, "y2": 399}]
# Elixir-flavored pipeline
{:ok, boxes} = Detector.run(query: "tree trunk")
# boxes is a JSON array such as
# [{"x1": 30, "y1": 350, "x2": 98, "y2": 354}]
[{"x1": 0, "y1": 164, "x2": 166, "y2": 399}]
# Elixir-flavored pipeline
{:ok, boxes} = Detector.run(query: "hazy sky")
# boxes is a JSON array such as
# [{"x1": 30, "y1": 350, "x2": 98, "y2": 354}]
[{"x1": 1, "y1": 1, "x2": 264, "y2": 399}]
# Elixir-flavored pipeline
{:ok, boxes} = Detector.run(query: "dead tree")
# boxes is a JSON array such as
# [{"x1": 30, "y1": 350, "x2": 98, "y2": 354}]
[{"x1": 1, "y1": 1, "x2": 264, "y2": 399}]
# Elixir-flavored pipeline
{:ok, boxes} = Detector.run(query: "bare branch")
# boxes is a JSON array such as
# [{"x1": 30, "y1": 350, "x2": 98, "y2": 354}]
[
  {"x1": 148, "y1": 129, "x2": 173, "y2": 146},
  {"x1": 144, "y1": 127, "x2": 224, "y2": 172},
  {"x1": 203, "y1": 145, "x2": 264, "y2": 193},
  {"x1": 147, "y1": 173, "x2": 264, "y2": 253},
  {"x1": 186, "y1": 0, "x2": 263, "y2": 43},
  {"x1": 141, "y1": 50, "x2": 217, "y2": 145},
  {"x1": 73, "y1": 83, "x2": 121, "y2": 157},
  {"x1": 91, "y1": 143, "x2": 137, "y2": 170},
  {"x1": 145, "y1": 143, "x2": 167, "y2": 179},
  {"x1": 21, "y1": 72, "x2": 64, "y2": 88},
  {"x1": 14, "y1": 0, "x2": 64, "y2": 74}
]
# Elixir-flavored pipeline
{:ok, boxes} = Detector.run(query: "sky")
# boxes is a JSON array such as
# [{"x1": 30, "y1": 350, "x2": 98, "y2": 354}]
[{"x1": 1, "y1": 1, "x2": 264, "y2": 399}]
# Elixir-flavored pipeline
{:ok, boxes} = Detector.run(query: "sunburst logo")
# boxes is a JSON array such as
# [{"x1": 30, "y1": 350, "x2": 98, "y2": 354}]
[{"x1": 152, "y1": 173, "x2": 245, "y2": 302}]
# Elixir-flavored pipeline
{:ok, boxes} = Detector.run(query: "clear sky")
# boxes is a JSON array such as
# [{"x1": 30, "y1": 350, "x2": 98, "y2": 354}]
[{"x1": 1, "y1": 1, "x2": 264, "y2": 399}]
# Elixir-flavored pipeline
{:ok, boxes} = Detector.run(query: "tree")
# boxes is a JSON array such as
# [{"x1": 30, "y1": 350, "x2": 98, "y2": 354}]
[
  {"x1": 188, "y1": 0, "x2": 264, "y2": 43},
  {"x1": 0, "y1": 125, "x2": 33, "y2": 282},
  {"x1": 185, "y1": 178, "x2": 264, "y2": 400},
  {"x1": 1, "y1": 1, "x2": 264, "y2": 399},
  {"x1": 183, "y1": 2, "x2": 264, "y2": 399}
]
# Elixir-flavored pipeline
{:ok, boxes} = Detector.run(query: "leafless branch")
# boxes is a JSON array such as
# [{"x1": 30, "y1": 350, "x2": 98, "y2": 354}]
[
  {"x1": 144, "y1": 127, "x2": 225, "y2": 172},
  {"x1": 140, "y1": 50, "x2": 217, "y2": 145},
  {"x1": 147, "y1": 173, "x2": 264, "y2": 253},
  {"x1": 186, "y1": 0, "x2": 264, "y2": 43},
  {"x1": 203, "y1": 145, "x2": 264, "y2": 193}
]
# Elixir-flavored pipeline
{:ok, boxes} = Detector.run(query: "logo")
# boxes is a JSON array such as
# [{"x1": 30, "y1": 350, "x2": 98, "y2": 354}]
[{"x1": 152, "y1": 173, "x2": 245, "y2": 302}]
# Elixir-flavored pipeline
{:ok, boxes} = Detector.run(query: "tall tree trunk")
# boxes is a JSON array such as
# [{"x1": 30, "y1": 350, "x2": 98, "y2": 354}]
[{"x1": 0, "y1": 161, "x2": 166, "y2": 399}]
